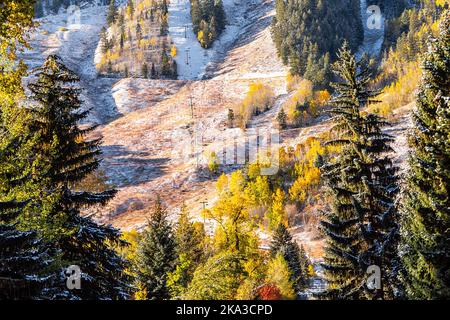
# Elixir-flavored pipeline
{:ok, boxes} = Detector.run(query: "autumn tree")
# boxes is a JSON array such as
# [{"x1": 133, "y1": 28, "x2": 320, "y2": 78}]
[
  {"x1": 265, "y1": 254, "x2": 296, "y2": 300},
  {"x1": 256, "y1": 283, "x2": 282, "y2": 300},
  {"x1": 183, "y1": 252, "x2": 247, "y2": 300},
  {"x1": 267, "y1": 189, "x2": 287, "y2": 230},
  {"x1": 208, "y1": 171, "x2": 257, "y2": 253}
]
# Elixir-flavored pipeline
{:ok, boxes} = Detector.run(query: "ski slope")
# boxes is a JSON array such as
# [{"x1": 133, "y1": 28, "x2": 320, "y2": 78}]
[
  {"x1": 168, "y1": 0, "x2": 212, "y2": 80},
  {"x1": 168, "y1": 0, "x2": 254, "y2": 80}
]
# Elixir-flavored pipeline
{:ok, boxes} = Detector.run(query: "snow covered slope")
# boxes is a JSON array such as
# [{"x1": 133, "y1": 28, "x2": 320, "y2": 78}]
[
  {"x1": 169, "y1": 0, "x2": 263, "y2": 80},
  {"x1": 24, "y1": 4, "x2": 119, "y2": 124},
  {"x1": 168, "y1": 0, "x2": 209, "y2": 79}
]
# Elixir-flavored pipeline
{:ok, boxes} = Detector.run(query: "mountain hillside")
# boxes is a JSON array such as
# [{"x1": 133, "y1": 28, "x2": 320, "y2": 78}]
[
  {"x1": 23, "y1": 0, "x2": 416, "y2": 241},
  {"x1": 6, "y1": 0, "x2": 449, "y2": 301}
]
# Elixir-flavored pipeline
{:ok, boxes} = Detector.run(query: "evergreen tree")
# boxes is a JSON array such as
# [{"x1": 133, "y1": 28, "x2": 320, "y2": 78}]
[
  {"x1": 34, "y1": 1, "x2": 44, "y2": 18},
  {"x1": 169, "y1": 206, "x2": 206, "y2": 298},
  {"x1": 142, "y1": 62, "x2": 148, "y2": 78},
  {"x1": 136, "y1": 21, "x2": 142, "y2": 43},
  {"x1": 171, "y1": 60, "x2": 178, "y2": 79},
  {"x1": 0, "y1": 3, "x2": 56, "y2": 299},
  {"x1": 160, "y1": 17, "x2": 169, "y2": 36},
  {"x1": 161, "y1": 46, "x2": 171, "y2": 78},
  {"x1": 167, "y1": 205, "x2": 206, "y2": 298},
  {"x1": 227, "y1": 109, "x2": 235, "y2": 128},
  {"x1": 400, "y1": 13, "x2": 450, "y2": 299},
  {"x1": 270, "y1": 223, "x2": 310, "y2": 291},
  {"x1": 151, "y1": 62, "x2": 157, "y2": 79},
  {"x1": 161, "y1": 0, "x2": 169, "y2": 15},
  {"x1": 25, "y1": 55, "x2": 129, "y2": 299},
  {"x1": 175, "y1": 204, "x2": 205, "y2": 265},
  {"x1": 320, "y1": 43, "x2": 400, "y2": 299},
  {"x1": 277, "y1": 108, "x2": 287, "y2": 129},
  {"x1": 134, "y1": 197, "x2": 177, "y2": 300},
  {"x1": 0, "y1": 200, "x2": 54, "y2": 299},
  {"x1": 100, "y1": 27, "x2": 109, "y2": 54},
  {"x1": 120, "y1": 30, "x2": 125, "y2": 51},
  {"x1": 106, "y1": 0, "x2": 117, "y2": 25}
]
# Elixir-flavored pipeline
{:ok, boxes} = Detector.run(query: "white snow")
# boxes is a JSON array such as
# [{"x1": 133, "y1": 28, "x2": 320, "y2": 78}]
[
  {"x1": 23, "y1": 4, "x2": 120, "y2": 124},
  {"x1": 168, "y1": 0, "x2": 211, "y2": 80},
  {"x1": 168, "y1": 0, "x2": 255, "y2": 80}
]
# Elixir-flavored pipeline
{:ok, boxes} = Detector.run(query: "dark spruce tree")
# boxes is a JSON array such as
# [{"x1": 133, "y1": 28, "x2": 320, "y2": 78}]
[
  {"x1": 400, "y1": 13, "x2": 450, "y2": 299},
  {"x1": 134, "y1": 197, "x2": 177, "y2": 300},
  {"x1": 107, "y1": 0, "x2": 117, "y2": 25},
  {"x1": 270, "y1": 223, "x2": 310, "y2": 291},
  {"x1": 320, "y1": 43, "x2": 400, "y2": 299},
  {"x1": 0, "y1": 200, "x2": 54, "y2": 299},
  {"x1": 25, "y1": 55, "x2": 129, "y2": 299},
  {"x1": 0, "y1": 136, "x2": 54, "y2": 299}
]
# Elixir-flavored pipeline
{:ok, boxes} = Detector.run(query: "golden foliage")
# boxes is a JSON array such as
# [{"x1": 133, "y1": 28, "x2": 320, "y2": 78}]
[
  {"x1": 170, "y1": 44, "x2": 177, "y2": 57},
  {"x1": 372, "y1": 61, "x2": 421, "y2": 117},
  {"x1": 265, "y1": 254, "x2": 296, "y2": 300},
  {"x1": 237, "y1": 83, "x2": 275, "y2": 128}
]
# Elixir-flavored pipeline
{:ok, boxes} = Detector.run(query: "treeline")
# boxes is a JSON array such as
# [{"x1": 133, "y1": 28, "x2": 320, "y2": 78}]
[
  {"x1": 191, "y1": 0, "x2": 226, "y2": 49},
  {"x1": 126, "y1": 181, "x2": 312, "y2": 300},
  {"x1": 98, "y1": 0, "x2": 177, "y2": 79},
  {"x1": 34, "y1": 0, "x2": 109, "y2": 17},
  {"x1": 371, "y1": 0, "x2": 447, "y2": 115},
  {"x1": 270, "y1": 0, "x2": 413, "y2": 88},
  {"x1": 271, "y1": 0, "x2": 363, "y2": 87}
]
